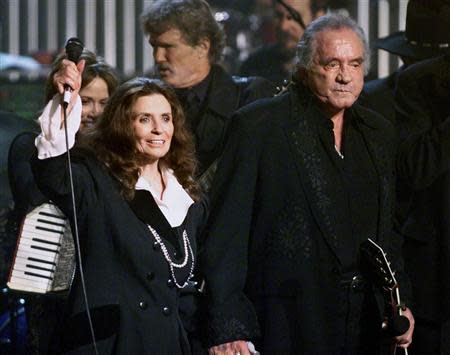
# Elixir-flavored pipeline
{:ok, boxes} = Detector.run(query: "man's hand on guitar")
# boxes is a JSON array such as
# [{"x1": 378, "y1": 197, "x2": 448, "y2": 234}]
[{"x1": 394, "y1": 307, "x2": 415, "y2": 348}]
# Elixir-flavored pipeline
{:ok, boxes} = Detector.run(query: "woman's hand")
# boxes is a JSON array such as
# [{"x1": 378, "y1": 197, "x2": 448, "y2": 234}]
[
  {"x1": 50, "y1": 59, "x2": 85, "y2": 128},
  {"x1": 53, "y1": 59, "x2": 85, "y2": 112},
  {"x1": 53, "y1": 59, "x2": 85, "y2": 94}
]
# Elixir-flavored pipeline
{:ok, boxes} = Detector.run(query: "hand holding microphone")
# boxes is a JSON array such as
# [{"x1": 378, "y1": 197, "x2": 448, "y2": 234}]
[{"x1": 53, "y1": 37, "x2": 85, "y2": 108}]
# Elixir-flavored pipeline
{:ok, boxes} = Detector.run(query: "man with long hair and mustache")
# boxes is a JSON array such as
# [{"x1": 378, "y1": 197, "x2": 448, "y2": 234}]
[{"x1": 141, "y1": 0, "x2": 276, "y2": 192}]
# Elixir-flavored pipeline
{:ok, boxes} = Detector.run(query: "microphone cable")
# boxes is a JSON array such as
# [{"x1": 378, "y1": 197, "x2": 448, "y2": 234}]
[{"x1": 62, "y1": 37, "x2": 99, "y2": 355}]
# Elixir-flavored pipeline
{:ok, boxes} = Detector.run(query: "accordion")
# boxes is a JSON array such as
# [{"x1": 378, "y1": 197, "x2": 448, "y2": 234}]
[{"x1": 7, "y1": 202, "x2": 76, "y2": 294}]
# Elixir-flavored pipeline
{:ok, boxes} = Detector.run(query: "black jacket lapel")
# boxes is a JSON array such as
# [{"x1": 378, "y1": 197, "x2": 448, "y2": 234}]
[
  {"x1": 128, "y1": 190, "x2": 180, "y2": 250},
  {"x1": 194, "y1": 66, "x2": 241, "y2": 175},
  {"x1": 206, "y1": 65, "x2": 242, "y2": 119},
  {"x1": 283, "y1": 86, "x2": 342, "y2": 263}
]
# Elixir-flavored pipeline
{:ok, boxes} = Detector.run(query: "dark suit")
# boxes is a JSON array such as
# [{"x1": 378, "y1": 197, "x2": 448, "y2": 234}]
[
  {"x1": 0, "y1": 121, "x2": 39, "y2": 355},
  {"x1": 0, "y1": 111, "x2": 36, "y2": 211},
  {"x1": 192, "y1": 65, "x2": 276, "y2": 189},
  {"x1": 395, "y1": 55, "x2": 450, "y2": 354},
  {"x1": 8, "y1": 132, "x2": 45, "y2": 216},
  {"x1": 359, "y1": 67, "x2": 403, "y2": 123},
  {"x1": 31, "y1": 150, "x2": 207, "y2": 354},
  {"x1": 201, "y1": 84, "x2": 409, "y2": 354},
  {"x1": 0, "y1": 115, "x2": 37, "y2": 285},
  {"x1": 359, "y1": 69, "x2": 418, "y2": 225}
]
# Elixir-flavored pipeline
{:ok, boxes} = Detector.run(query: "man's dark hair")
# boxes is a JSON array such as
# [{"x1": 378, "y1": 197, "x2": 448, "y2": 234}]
[{"x1": 141, "y1": 0, "x2": 225, "y2": 64}]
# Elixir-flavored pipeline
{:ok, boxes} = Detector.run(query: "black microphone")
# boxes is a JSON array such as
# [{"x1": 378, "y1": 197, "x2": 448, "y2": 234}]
[
  {"x1": 63, "y1": 37, "x2": 84, "y2": 106},
  {"x1": 388, "y1": 314, "x2": 410, "y2": 337}
]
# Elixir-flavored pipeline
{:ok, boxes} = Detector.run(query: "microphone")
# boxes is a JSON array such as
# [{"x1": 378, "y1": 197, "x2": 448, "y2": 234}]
[
  {"x1": 392, "y1": 314, "x2": 410, "y2": 336},
  {"x1": 63, "y1": 37, "x2": 84, "y2": 106},
  {"x1": 386, "y1": 313, "x2": 410, "y2": 337}
]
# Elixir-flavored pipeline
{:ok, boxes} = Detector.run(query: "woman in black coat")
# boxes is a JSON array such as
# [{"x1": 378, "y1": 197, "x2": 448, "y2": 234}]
[
  {"x1": 7, "y1": 50, "x2": 120, "y2": 354},
  {"x1": 31, "y1": 75, "x2": 207, "y2": 354}
]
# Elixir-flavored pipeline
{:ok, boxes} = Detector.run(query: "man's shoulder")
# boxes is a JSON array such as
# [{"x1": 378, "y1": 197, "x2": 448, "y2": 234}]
[
  {"x1": 233, "y1": 91, "x2": 291, "y2": 129},
  {"x1": 10, "y1": 130, "x2": 39, "y2": 148},
  {"x1": 3, "y1": 114, "x2": 38, "y2": 160},
  {"x1": 400, "y1": 55, "x2": 450, "y2": 83},
  {"x1": 224, "y1": 95, "x2": 289, "y2": 145},
  {"x1": 238, "y1": 89, "x2": 289, "y2": 112},
  {"x1": 8, "y1": 130, "x2": 39, "y2": 162},
  {"x1": 206, "y1": 65, "x2": 277, "y2": 117},
  {"x1": 209, "y1": 64, "x2": 275, "y2": 93},
  {"x1": 406, "y1": 54, "x2": 449, "y2": 72},
  {"x1": 243, "y1": 44, "x2": 281, "y2": 62},
  {"x1": 239, "y1": 44, "x2": 284, "y2": 76},
  {"x1": 359, "y1": 74, "x2": 398, "y2": 122},
  {"x1": 363, "y1": 67, "x2": 402, "y2": 96},
  {"x1": 231, "y1": 75, "x2": 274, "y2": 89},
  {"x1": 363, "y1": 76, "x2": 392, "y2": 96},
  {"x1": 353, "y1": 103, "x2": 395, "y2": 133},
  {"x1": 360, "y1": 77, "x2": 393, "y2": 111},
  {"x1": 232, "y1": 75, "x2": 277, "y2": 104}
]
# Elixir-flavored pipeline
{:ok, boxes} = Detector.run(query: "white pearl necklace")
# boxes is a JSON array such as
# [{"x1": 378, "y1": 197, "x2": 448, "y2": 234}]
[{"x1": 148, "y1": 225, "x2": 195, "y2": 289}]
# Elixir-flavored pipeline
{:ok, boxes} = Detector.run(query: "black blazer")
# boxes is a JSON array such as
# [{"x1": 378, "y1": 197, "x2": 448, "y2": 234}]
[
  {"x1": 193, "y1": 65, "x2": 276, "y2": 188},
  {"x1": 201, "y1": 85, "x2": 409, "y2": 354},
  {"x1": 8, "y1": 131, "x2": 46, "y2": 216},
  {"x1": 32, "y1": 150, "x2": 207, "y2": 354},
  {"x1": 395, "y1": 55, "x2": 450, "y2": 323}
]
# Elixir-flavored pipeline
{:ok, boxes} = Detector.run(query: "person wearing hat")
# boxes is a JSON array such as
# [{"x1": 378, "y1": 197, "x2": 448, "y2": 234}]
[
  {"x1": 393, "y1": 1, "x2": 450, "y2": 354},
  {"x1": 359, "y1": 0, "x2": 450, "y2": 123}
]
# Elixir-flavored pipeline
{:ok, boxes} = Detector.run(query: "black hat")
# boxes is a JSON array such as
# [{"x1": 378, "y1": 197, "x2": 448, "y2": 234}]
[{"x1": 374, "y1": 0, "x2": 450, "y2": 60}]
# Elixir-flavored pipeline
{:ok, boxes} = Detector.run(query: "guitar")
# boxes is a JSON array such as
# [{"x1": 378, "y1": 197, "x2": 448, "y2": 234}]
[{"x1": 359, "y1": 238, "x2": 410, "y2": 355}]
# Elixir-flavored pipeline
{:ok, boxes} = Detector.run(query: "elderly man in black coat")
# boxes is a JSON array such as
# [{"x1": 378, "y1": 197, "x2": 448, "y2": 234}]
[
  {"x1": 203, "y1": 13, "x2": 414, "y2": 355},
  {"x1": 395, "y1": 53, "x2": 450, "y2": 355},
  {"x1": 141, "y1": 0, "x2": 276, "y2": 192}
]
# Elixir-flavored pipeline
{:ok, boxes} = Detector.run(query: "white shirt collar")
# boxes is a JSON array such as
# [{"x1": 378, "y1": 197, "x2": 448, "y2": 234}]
[{"x1": 135, "y1": 169, "x2": 194, "y2": 227}]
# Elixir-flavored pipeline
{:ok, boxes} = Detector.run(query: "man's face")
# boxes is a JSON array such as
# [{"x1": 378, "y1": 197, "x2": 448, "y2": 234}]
[
  {"x1": 274, "y1": 0, "x2": 313, "y2": 51},
  {"x1": 149, "y1": 28, "x2": 209, "y2": 88},
  {"x1": 304, "y1": 29, "x2": 365, "y2": 115}
]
